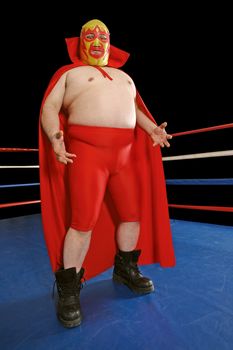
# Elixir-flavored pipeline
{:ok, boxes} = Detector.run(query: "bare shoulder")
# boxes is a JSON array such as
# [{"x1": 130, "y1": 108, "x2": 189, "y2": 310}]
[
  {"x1": 118, "y1": 69, "x2": 134, "y2": 82},
  {"x1": 47, "y1": 71, "x2": 68, "y2": 97},
  {"x1": 53, "y1": 70, "x2": 68, "y2": 83},
  {"x1": 118, "y1": 69, "x2": 135, "y2": 87}
]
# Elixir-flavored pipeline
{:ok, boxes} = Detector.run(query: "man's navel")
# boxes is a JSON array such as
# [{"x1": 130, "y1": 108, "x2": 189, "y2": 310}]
[{"x1": 88, "y1": 77, "x2": 94, "y2": 82}]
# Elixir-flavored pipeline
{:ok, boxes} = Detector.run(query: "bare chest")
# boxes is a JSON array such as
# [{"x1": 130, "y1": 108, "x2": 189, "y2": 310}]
[{"x1": 63, "y1": 67, "x2": 135, "y2": 107}]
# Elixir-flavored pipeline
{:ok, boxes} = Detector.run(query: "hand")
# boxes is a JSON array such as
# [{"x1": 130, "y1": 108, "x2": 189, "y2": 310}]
[
  {"x1": 51, "y1": 130, "x2": 77, "y2": 164},
  {"x1": 150, "y1": 122, "x2": 172, "y2": 148}
]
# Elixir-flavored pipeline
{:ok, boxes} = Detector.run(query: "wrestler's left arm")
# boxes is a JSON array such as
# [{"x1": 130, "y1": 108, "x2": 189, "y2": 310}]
[{"x1": 135, "y1": 104, "x2": 172, "y2": 148}]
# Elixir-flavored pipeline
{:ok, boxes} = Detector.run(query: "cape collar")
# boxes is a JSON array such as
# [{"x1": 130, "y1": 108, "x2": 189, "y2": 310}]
[{"x1": 65, "y1": 37, "x2": 130, "y2": 68}]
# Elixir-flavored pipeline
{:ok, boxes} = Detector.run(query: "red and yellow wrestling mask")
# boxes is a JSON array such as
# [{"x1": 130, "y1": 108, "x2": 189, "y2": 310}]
[{"x1": 80, "y1": 19, "x2": 110, "y2": 66}]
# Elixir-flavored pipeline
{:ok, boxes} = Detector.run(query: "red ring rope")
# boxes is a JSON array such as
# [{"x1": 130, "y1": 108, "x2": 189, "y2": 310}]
[
  {"x1": 0, "y1": 123, "x2": 233, "y2": 153},
  {"x1": 169, "y1": 204, "x2": 233, "y2": 212},
  {"x1": 1, "y1": 201, "x2": 232, "y2": 212},
  {"x1": 171, "y1": 123, "x2": 233, "y2": 137},
  {"x1": 0, "y1": 148, "x2": 38, "y2": 152},
  {"x1": 0, "y1": 200, "x2": 41, "y2": 209}
]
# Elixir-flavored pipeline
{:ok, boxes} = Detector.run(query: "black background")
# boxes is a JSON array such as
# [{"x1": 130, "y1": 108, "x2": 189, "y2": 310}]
[{"x1": 1, "y1": 4, "x2": 232, "y2": 223}]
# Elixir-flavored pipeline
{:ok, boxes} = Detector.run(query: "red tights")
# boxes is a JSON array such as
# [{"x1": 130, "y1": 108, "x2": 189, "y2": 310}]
[{"x1": 67, "y1": 124, "x2": 141, "y2": 231}]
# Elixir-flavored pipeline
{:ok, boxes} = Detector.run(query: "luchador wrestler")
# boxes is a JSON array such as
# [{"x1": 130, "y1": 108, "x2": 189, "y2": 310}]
[{"x1": 40, "y1": 19, "x2": 175, "y2": 328}]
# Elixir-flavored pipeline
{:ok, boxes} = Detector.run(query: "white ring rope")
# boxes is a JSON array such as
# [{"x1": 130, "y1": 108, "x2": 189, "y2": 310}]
[
  {"x1": 162, "y1": 150, "x2": 233, "y2": 161},
  {"x1": 0, "y1": 166, "x2": 39, "y2": 169}
]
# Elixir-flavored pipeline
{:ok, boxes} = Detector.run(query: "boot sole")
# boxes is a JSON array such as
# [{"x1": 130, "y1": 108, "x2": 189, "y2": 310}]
[
  {"x1": 113, "y1": 273, "x2": 155, "y2": 294},
  {"x1": 58, "y1": 314, "x2": 82, "y2": 328}
]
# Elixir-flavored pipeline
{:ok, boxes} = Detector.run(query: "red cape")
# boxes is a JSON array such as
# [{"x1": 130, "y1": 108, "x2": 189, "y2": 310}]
[{"x1": 39, "y1": 38, "x2": 176, "y2": 279}]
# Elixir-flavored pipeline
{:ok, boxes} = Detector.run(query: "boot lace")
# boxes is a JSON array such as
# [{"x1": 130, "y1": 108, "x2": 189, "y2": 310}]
[
  {"x1": 128, "y1": 262, "x2": 143, "y2": 279},
  {"x1": 52, "y1": 276, "x2": 86, "y2": 299}
]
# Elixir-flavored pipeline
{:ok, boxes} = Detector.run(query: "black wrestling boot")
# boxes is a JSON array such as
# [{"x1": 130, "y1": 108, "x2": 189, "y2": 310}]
[
  {"x1": 113, "y1": 250, "x2": 154, "y2": 294},
  {"x1": 55, "y1": 267, "x2": 84, "y2": 328}
]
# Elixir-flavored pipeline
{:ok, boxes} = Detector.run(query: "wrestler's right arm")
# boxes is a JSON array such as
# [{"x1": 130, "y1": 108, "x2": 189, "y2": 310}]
[{"x1": 41, "y1": 74, "x2": 76, "y2": 164}]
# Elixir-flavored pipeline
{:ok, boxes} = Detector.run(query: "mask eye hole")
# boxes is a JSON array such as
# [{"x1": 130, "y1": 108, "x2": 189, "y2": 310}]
[
  {"x1": 99, "y1": 34, "x2": 108, "y2": 41},
  {"x1": 85, "y1": 33, "x2": 95, "y2": 40}
]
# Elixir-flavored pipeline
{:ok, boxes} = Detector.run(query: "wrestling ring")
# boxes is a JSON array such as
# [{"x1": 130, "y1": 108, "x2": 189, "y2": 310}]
[{"x1": 0, "y1": 122, "x2": 233, "y2": 349}]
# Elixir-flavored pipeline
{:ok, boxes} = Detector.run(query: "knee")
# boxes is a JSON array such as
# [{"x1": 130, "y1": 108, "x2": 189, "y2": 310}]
[
  {"x1": 70, "y1": 214, "x2": 98, "y2": 234},
  {"x1": 120, "y1": 221, "x2": 140, "y2": 227},
  {"x1": 120, "y1": 218, "x2": 140, "y2": 225},
  {"x1": 127, "y1": 220, "x2": 140, "y2": 225},
  {"x1": 70, "y1": 220, "x2": 96, "y2": 233},
  {"x1": 69, "y1": 226, "x2": 92, "y2": 240},
  {"x1": 118, "y1": 207, "x2": 141, "y2": 223}
]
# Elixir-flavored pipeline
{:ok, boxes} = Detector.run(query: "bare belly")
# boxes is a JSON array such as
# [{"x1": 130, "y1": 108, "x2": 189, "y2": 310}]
[
  {"x1": 67, "y1": 99, "x2": 136, "y2": 129},
  {"x1": 68, "y1": 114, "x2": 136, "y2": 128}
]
